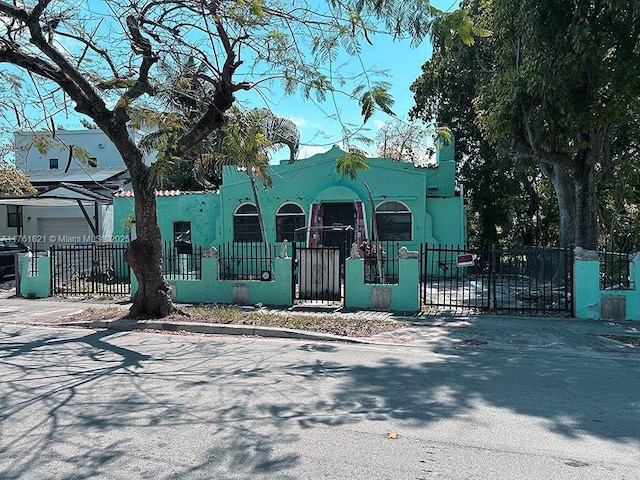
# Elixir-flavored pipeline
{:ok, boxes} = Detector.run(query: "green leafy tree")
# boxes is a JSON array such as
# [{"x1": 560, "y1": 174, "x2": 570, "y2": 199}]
[
  {"x1": 596, "y1": 155, "x2": 640, "y2": 252},
  {"x1": 0, "y1": 135, "x2": 36, "y2": 196},
  {"x1": 135, "y1": 57, "x2": 227, "y2": 191},
  {"x1": 0, "y1": 0, "x2": 476, "y2": 317},
  {"x1": 410, "y1": 0, "x2": 540, "y2": 246},
  {"x1": 412, "y1": 0, "x2": 640, "y2": 249},
  {"x1": 0, "y1": 165, "x2": 36, "y2": 196},
  {"x1": 473, "y1": 0, "x2": 640, "y2": 249}
]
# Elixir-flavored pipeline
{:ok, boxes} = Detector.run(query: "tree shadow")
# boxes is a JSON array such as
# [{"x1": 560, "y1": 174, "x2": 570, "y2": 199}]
[
  {"x1": 0, "y1": 328, "x2": 300, "y2": 479},
  {"x1": 279, "y1": 346, "x2": 640, "y2": 442},
  {"x1": 1, "y1": 324, "x2": 638, "y2": 479}
]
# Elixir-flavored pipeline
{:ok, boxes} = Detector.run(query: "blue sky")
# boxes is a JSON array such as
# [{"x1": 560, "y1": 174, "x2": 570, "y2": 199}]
[
  {"x1": 2, "y1": 1, "x2": 458, "y2": 162},
  {"x1": 235, "y1": 1, "x2": 460, "y2": 160},
  {"x1": 244, "y1": 32, "x2": 436, "y2": 159}
]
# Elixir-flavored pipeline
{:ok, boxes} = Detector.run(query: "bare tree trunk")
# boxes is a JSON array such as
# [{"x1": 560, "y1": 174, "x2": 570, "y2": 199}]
[
  {"x1": 247, "y1": 167, "x2": 271, "y2": 271},
  {"x1": 124, "y1": 176, "x2": 174, "y2": 317},
  {"x1": 103, "y1": 121, "x2": 175, "y2": 318},
  {"x1": 364, "y1": 182, "x2": 384, "y2": 283},
  {"x1": 573, "y1": 159, "x2": 598, "y2": 250},
  {"x1": 539, "y1": 162, "x2": 575, "y2": 248}
]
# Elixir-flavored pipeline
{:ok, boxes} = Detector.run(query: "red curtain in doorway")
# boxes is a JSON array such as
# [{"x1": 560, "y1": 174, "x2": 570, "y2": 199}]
[{"x1": 354, "y1": 201, "x2": 367, "y2": 244}]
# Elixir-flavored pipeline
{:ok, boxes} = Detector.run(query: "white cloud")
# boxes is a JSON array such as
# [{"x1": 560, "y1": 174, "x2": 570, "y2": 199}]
[
  {"x1": 373, "y1": 119, "x2": 386, "y2": 130},
  {"x1": 286, "y1": 116, "x2": 309, "y2": 127}
]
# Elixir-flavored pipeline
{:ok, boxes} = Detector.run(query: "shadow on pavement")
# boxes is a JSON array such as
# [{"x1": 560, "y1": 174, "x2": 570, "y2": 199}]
[{"x1": 0, "y1": 324, "x2": 638, "y2": 478}]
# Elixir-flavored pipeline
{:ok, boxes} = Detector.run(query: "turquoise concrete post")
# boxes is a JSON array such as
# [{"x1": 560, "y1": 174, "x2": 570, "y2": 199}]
[
  {"x1": 628, "y1": 254, "x2": 640, "y2": 319},
  {"x1": 273, "y1": 258, "x2": 293, "y2": 305},
  {"x1": 345, "y1": 257, "x2": 420, "y2": 312},
  {"x1": 20, "y1": 254, "x2": 51, "y2": 298},
  {"x1": 573, "y1": 248, "x2": 601, "y2": 319},
  {"x1": 344, "y1": 258, "x2": 367, "y2": 309},
  {"x1": 396, "y1": 258, "x2": 419, "y2": 312}
]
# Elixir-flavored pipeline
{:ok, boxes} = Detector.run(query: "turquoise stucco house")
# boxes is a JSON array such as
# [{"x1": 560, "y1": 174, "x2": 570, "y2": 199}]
[{"x1": 112, "y1": 138, "x2": 466, "y2": 253}]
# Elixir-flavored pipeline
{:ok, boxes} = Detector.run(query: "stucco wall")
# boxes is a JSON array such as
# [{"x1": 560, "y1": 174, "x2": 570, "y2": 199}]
[
  {"x1": 113, "y1": 141, "x2": 465, "y2": 250},
  {"x1": 130, "y1": 257, "x2": 292, "y2": 305},
  {"x1": 345, "y1": 257, "x2": 420, "y2": 312},
  {"x1": 574, "y1": 251, "x2": 640, "y2": 321}
]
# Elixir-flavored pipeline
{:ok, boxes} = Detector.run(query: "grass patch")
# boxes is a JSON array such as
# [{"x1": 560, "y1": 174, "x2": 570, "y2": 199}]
[{"x1": 70, "y1": 304, "x2": 402, "y2": 337}]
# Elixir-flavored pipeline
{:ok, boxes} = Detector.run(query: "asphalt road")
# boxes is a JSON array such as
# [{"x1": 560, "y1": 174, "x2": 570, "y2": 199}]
[{"x1": 1, "y1": 323, "x2": 639, "y2": 479}]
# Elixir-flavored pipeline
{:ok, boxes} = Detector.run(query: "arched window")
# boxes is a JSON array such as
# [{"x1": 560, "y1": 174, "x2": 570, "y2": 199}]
[
  {"x1": 234, "y1": 203, "x2": 261, "y2": 242},
  {"x1": 276, "y1": 203, "x2": 305, "y2": 242},
  {"x1": 374, "y1": 201, "x2": 412, "y2": 241}
]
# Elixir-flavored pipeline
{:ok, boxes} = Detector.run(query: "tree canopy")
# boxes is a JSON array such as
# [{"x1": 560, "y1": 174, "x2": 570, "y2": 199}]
[
  {"x1": 474, "y1": 0, "x2": 640, "y2": 249},
  {"x1": 0, "y1": 0, "x2": 473, "y2": 316},
  {"x1": 0, "y1": 132, "x2": 36, "y2": 196},
  {"x1": 0, "y1": 164, "x2": 36, "y2": 196},
  {"x1": 412, "y1": 0, "x2": 640, "y2": 249}
]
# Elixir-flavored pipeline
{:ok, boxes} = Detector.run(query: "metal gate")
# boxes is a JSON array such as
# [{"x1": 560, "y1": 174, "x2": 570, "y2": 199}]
[
  {"x1": 292, "y1": 243, "x2": 344, "y2": 304},
  {"x1": 420, "y1": 244, "x2": 573, "y2": 316},
  {"x1": 50, "y1": 243, "x2": 131, "y2": 297}
]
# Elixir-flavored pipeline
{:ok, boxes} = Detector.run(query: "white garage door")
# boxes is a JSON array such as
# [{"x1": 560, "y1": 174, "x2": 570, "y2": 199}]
[{"x1": 39, "y1": 218, "x2": 93, "y2": 247}]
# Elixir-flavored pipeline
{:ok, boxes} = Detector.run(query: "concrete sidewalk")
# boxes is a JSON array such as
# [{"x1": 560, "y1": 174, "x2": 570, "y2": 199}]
[{"x1": 1, "y1": 289, "x2": 639, "y2": 356}]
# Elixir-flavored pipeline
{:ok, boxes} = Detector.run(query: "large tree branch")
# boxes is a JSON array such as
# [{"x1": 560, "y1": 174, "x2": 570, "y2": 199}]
[
  {"x1": 116, "y1": 15, "x2": 158, "y2": 107},
  {"x1": 506, "y1": 137, "x2": 575, "y2": 169},
  {"x1": 0, "y1": 1, "x2": 29, "y2": 22},
  {"x1": 173, "y1": 18, "x2": 250, "y2": 156},
  {"x1": 29, "y1": 0, "x2": 53, "y2": 21},
  {"x1": 0, "y1": 2, "x2": 111, "y2": 120}
]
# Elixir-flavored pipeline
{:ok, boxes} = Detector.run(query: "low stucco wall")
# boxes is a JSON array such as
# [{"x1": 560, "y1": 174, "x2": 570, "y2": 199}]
[
  {"x1": 344, "y1": 257, "x2": 419, "y2": 312},
  {"x1": 132, "y1": 257, "x2": 292, "y2": 306},
  {"x1": 574, "y1": 250, "x2": 640, "y2": 321},
  {"x1": 20, "y1": 254, "x2": 51, "y2": 299}
]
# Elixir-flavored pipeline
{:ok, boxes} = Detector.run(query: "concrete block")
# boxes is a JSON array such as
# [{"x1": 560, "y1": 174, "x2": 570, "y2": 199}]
[
  {"x1": 233, "y1": 284, "x2": 249, "y2": 305},
  {"x1": 371, "y1": 287, "x2": 391, "y2": 311},
  {"x1": 601, "y1": 295, "x2": 626, "y2": 321}
]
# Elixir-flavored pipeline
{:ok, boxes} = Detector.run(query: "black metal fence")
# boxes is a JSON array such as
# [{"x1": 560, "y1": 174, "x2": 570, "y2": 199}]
[
  {"x1": 218, "y1": 242, "x2": 276, "y2": 280},
  {"x1": 50, "y1": 243, "x2": 130, "y2": 297},
  {"x1": 599, "y1": 250, "x2": 633, "y2": 290},
  {"x1": 360, "y1": 240, "x2": 400, "y2": 284},
  {"x1": 162, "y1": 242, "x2": 203, "y2": 280},
  {"x1": 27, "y1": 242, "x2": 41, "y2": 277},
  {"x1": 420, "y1": 244, "x2": 574, "y2": 315}
]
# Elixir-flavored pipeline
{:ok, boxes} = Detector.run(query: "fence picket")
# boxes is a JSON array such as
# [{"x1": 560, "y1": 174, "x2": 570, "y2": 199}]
[
  {"x1": 420, "y1": 244, "x2": 574, "y2": 316},
  {"x1": 49, "y1": 243, "x2": 130, "y2": 297}
]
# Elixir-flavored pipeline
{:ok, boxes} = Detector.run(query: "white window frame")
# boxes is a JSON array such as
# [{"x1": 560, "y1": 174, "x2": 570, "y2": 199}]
[
  {"x1": 275, "y1": 202, "x2": 305, "y2": 242},
  {"x1": 374, "y1": 200, "x2": 413, "y2": 241}
]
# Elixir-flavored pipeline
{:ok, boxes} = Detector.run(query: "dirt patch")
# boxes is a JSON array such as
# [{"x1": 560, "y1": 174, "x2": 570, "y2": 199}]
[
  {"x1": 603, "y1": 335, "x2": 640, "y2": 347},
  {"x1": 455, "y1": 338, "x2": 488, "y2": 347},
  {"x1": 70, "y1": 305, "x2": 402, "y2": 338}
]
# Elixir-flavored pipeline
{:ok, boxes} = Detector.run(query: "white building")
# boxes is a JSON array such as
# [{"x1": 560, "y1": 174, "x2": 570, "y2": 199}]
[{"x1": 0, "y1": 129, "x2": 143, "y2": 248}]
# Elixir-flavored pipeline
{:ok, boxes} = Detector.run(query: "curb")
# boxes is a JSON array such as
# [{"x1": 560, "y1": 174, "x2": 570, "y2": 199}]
[{"x1": 59, "y1": 318, "x2": 372, "y2": 344}]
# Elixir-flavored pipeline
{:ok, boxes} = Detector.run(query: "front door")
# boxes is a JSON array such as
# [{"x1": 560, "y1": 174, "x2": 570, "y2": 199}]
[{"x1": 321, "y1": 202, "x2": 355, "y2": 247}]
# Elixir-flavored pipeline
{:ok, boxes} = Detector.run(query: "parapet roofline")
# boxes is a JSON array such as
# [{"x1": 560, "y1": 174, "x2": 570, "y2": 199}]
[{"x1": 115, "y1": 190, "x2": 219, "y2": 197}]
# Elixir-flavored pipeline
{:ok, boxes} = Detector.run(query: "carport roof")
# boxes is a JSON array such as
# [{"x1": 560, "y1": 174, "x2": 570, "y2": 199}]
[
  {"x1": 0, "y1": 183, "x2": 113, "y2": 207},
  {"x1": 26, "y1": 167, "x2": 128, "y2": 183},
  {"x1": 0, "y1": 197, "x2": 97, "y2": 207}
]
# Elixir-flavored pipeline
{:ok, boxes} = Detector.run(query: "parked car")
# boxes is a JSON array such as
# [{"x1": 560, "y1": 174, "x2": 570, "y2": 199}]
[{"x1": 0, "y1": 239, "x2": 29, "y2": 281}]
